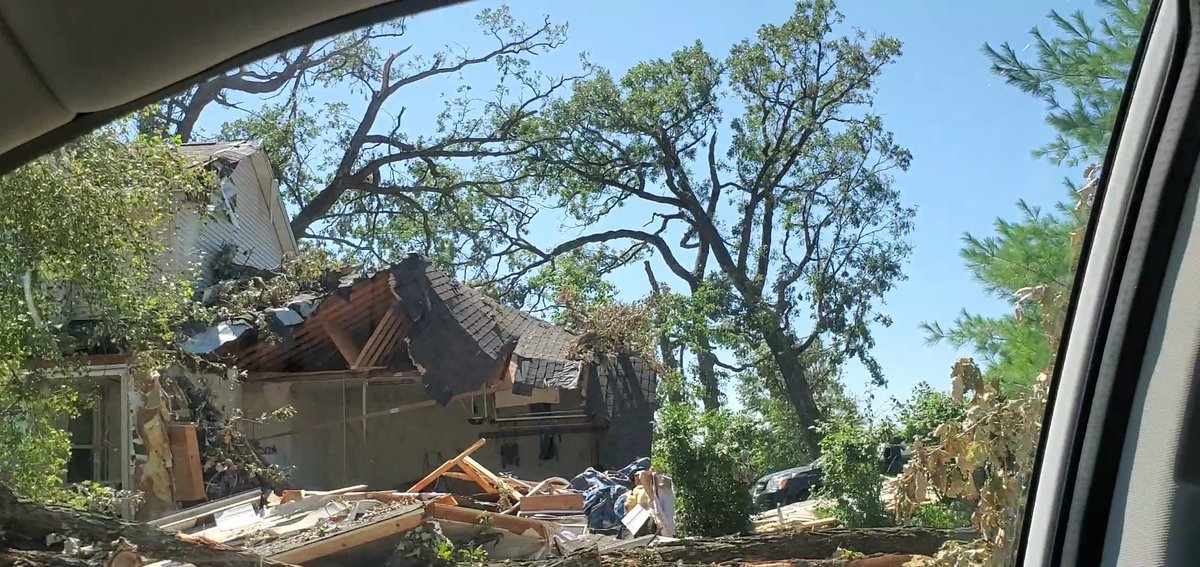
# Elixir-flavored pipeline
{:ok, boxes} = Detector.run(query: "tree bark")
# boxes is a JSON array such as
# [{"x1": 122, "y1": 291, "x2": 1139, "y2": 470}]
[
  {"x1": 496, "y1": 528, "x2": 972, "y2": 566},
  {"x1": 0, "y1": 485, "x2": 292, "y2": 566},
  {"x1": 643, "y1": 261, "x2": 682, "y2": 403},
  {"x1": 762, "y1": 325, "x2": 824, "y2": 457},
  {"x1": 640, "y1": 528, "x2": 972, "y2": 563},
  {"x1": 695, "y1": 336, "x2": 721, "y2": 411},
  {"x1": 0, "y1": 550, "x2": 97, "y2": 567}
]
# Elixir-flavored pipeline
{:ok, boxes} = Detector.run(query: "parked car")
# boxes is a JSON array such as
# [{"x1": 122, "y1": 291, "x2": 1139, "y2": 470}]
[{"x1": 751, "y1": 459, "x2": 824, "y2": 510}]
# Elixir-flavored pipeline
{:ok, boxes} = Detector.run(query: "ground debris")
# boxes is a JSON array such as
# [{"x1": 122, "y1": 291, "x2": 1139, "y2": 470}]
[{"x1": 495, "y1": 528, "x2": 968, "y2": 567}]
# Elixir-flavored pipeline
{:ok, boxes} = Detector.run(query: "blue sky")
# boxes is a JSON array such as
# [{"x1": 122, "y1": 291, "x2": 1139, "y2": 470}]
[{"x1": 197, "y1": 0, "x2": 1102, "y2": 408}]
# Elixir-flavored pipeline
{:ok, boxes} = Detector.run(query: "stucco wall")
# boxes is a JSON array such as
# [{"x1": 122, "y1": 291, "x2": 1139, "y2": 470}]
[{"x1": 240, "y1": 381, "x2": 602, "y2": 490}]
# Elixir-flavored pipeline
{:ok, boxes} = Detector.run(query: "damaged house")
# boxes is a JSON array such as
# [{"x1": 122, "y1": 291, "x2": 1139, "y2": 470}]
[
  {"x1": 185, "y1": 254, "x2": 658, "y2": 502},
  {"x1": 60, "y1": 140, "x2": 657, "y2": 523},
  {"x1": 56, "y1": 140, "x2": 297, "y2": 513}
]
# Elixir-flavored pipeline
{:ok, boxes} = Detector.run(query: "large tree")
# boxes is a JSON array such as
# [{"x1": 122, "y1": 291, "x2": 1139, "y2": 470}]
[
  {"x1": 925, "y1": 0, "x2": 1150, "y2": 390},
  {"x1": 143, "y1": 8, "x2": 576, "y2": 282},
  {"x1": 507, "y1": 0, "x2": 914, "y2": 453}
]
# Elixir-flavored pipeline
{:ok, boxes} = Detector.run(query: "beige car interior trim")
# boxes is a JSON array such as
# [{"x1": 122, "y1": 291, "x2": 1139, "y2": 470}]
[{"x1": 0, "y1": 0, "x2": 466, "y2": 172}]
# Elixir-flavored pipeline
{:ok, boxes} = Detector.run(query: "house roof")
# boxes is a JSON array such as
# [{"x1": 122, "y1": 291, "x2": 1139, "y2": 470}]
[
  {"x1": 391, "y1": 255, "x2": 583, "y2": 402},
  {"x1": 185, "y1": 254, "x2": 590, "y2": 403},
  {"x1": 177, "y1": 140, "x2": 263, "y2": 167}
]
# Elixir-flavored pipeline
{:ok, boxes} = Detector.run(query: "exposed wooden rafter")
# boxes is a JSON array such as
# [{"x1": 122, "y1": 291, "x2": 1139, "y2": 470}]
[
  {"x1": 353, "y1": 303, "x2": 409, "y2": 369},
  {"x1": 319, "y1": 317, "x2": 361, "y2": 367},
  {"x1": 243, "y1": 368, "x2": 416, "y2": 383}
]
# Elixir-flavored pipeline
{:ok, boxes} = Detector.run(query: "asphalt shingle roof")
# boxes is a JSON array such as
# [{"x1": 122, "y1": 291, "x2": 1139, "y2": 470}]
[{"x1": 390, "y1": 255, "x2": 583, "y2": 402}]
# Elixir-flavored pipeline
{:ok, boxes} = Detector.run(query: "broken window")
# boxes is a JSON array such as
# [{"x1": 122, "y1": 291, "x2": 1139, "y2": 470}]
[
  {"x1": 66, "y1": 406, "x2": 99, "y2": 483},
  {"x1": 217, "y1": 177, "x2": 240, "y2": 228}
]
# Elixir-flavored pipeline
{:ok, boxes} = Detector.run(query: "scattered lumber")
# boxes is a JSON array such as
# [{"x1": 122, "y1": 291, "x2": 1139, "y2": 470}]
[
  {"x1": 407, "y1": 438, "x2": 502, "y2": 495},
  {"x1": 278, "y1": 483, "x2": 368, "y2": 504},
  {"x1": 264, "y1": 504, "x2": 426, "y2": 564},
  {"x1": 519, "y1": 493, "x2": 584, "y2": 514},
  {"x1": 425, "y1": 503, "x2": 550, "y2": 539}
]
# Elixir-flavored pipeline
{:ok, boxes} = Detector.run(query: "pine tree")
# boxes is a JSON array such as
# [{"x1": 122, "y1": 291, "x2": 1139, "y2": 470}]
[
  {"x1": 926, "y1": 1, "x2": 1148, "y2": 390},
  {"x1": 983, "y1": 0, "x2": 1150, "y2": 166}
]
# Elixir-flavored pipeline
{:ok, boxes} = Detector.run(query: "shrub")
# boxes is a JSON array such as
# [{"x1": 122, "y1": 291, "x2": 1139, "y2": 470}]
[
  {"x1": 909, "y1": 503, "x2": 972, "y2": 529},
  {"x1": 653, "y1": 402, "x2": 757, "y2": 536},
  {"x1": 894, "y1": 382, "x2": 968, "y2": 444},
  {"x1": 815, "y1": 417, "x2": 892, "y2": 528}
]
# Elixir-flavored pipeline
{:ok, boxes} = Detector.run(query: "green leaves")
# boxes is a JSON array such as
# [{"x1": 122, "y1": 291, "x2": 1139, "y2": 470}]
[
  {"x1": 815, "y1": 416, "x2": 893, "y2": 528},
  {"x1": 0, "y1": 125, "x2": 210, "y2": 501},
  {"x1": 517, "y1": 0, "x2": 914, "y2": 448},
  {"x1": 893, "y1": 383, "x2": 968, "y2": 445},
  {"x1": 983, "y1": 0, "x2": 1150, "y2": 166},
  {"x1": 653, "y1": 403, "x2": 757, "y2": 536}
]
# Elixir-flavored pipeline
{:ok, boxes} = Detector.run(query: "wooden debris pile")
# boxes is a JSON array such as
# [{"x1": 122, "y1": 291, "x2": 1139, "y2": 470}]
[
  {"x1": 0, "y1": 439, "x2": 668, "y2": 565},
  {"x1": 0, "y1": 438, "x2": 969, "y2": 566}
]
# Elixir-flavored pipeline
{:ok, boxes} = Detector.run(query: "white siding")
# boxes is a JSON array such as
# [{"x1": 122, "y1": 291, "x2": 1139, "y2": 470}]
[
  {"x1": 71, "y1": 145, "x2": 297, "y2": 320},
  {"x1": 170, "y1": 153, "x2": 295, "y2": 288}
]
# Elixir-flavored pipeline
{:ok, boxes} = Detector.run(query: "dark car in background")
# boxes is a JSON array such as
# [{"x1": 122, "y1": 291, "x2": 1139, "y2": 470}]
[
  {"x1": 752, "y1": 461, "x2": 823, "y2": 510},
  {"x1": 753, "y1": 441, "x2": 913, "y2": 511}
]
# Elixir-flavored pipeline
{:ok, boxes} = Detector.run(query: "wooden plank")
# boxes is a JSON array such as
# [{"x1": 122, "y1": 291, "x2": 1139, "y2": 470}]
[
  {"x1": 519, "y1": 493, "x2": 584, "y2": 513},
  {"x1": 320, "y1": 319, "x2": 362, "y2": 367},
  {"x1": 456, "y1": 461, "x2": 500, "y2": 494},
  {"x1": 268, "y1": 505, "x2": 425, "y2": 564},
  {"x1": 245, "y1": 368, "x2": 388, "y2": 383},
  {"x1": 149, "y1": 490, "x2": 260, "y2": 531},
  {"x1": 166, "y1": 423, "x2": 205, "y2": 502},
  {"x1": 278, "y1": 484, "x2": 369, "y2": 504},
  {"x1": 338, "y1": 492, "x2": 457, "y2": 506},
  {"x1": 460, "y1": 456, "x2": 513, "y2": 499},
  {"x1": 353, "y1": 304, "x2": 402, "y2": 368},
  {"x1": 425, "y1": 503, "x2": 548, "y2": 539},
  {"x1": 407, "y1": 438, "x2": 487, "y2": 492},
  {"x1": 30, "y1": 353, "x2": 130, "y2": 369}
]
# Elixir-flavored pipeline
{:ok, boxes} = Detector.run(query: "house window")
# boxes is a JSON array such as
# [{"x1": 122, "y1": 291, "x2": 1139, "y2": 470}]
[{"x1": 66, "y1": 405, "x2": 101, "y2": 484}]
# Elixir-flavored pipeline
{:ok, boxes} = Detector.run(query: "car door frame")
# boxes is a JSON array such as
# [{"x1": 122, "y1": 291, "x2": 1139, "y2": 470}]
[{"x1": 1020, "y1": 0, "x2": 1200, "y2": 563}]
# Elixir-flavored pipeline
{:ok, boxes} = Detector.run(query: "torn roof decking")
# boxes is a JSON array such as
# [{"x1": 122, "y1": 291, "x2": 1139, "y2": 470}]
[
  {"x1": 176, "y1": 140, "x2": 262, "y2": 168},
  {"x1": 187, "y1": 254, "x2": 586, "y2": 402}
]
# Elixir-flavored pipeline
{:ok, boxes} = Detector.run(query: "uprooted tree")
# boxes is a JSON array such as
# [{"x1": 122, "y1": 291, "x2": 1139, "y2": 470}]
[{"x1": 505, "y1": 0, "x2": 914, "y2": 452}]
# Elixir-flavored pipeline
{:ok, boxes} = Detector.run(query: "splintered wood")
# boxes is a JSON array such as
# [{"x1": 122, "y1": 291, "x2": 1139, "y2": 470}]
[{"x1": 406, "y1": 438, "x2": 507, "y2": 496}]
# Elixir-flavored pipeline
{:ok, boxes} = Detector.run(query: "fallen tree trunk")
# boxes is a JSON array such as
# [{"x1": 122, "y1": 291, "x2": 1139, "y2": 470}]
[
  {"x1": 499, "y1": 551, "x2": 932, "y2": 567},
  {"x1": 647, "y1": 528, "x2": 973, "y2": 563},
  {"x1": 0, "y1": 484, "x2": 292, "y2": 566},
  {"x1": 0, "y1": 549, "x2": 96, "y2": 567},
  {"x1": 501, "y1": 528, "x2": 975, "y2": 566}
]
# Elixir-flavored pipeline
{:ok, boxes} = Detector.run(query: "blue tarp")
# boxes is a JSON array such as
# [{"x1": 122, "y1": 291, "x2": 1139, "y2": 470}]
[{"x1": 568, "y1": 458, "x2": 651, "y2": 530}]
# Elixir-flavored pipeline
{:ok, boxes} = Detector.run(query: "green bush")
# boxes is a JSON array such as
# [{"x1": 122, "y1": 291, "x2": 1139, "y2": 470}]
[
  {"x1": 815, "y1": 418, "x2": 892, "y2": 528},
  {"x1": 653, "y1": 402, "x2": 757, "y2": 536},
  {"x1": 894, "y1": 383, "x2": 968, "y2": 444},
  {"x1": 908, "y1": 503, "x2": 972, "y2": 529}
]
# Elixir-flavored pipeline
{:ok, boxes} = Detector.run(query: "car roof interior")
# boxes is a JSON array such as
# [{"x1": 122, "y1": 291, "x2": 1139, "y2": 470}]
[{"x1": 0, "y1": 0, "x2": 463, "y2": 175}]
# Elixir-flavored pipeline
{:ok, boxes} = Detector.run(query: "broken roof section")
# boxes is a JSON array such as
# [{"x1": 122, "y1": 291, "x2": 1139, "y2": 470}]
[
  {"x1": 392, "y1": 255, "x2": 583, "y2": 402},
  {"x1": 176, "y1": 140, "x2": 263, "y2": 168},
  {"x1": 187, "y1": 254, "x2": 586, "y2": 402}
]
